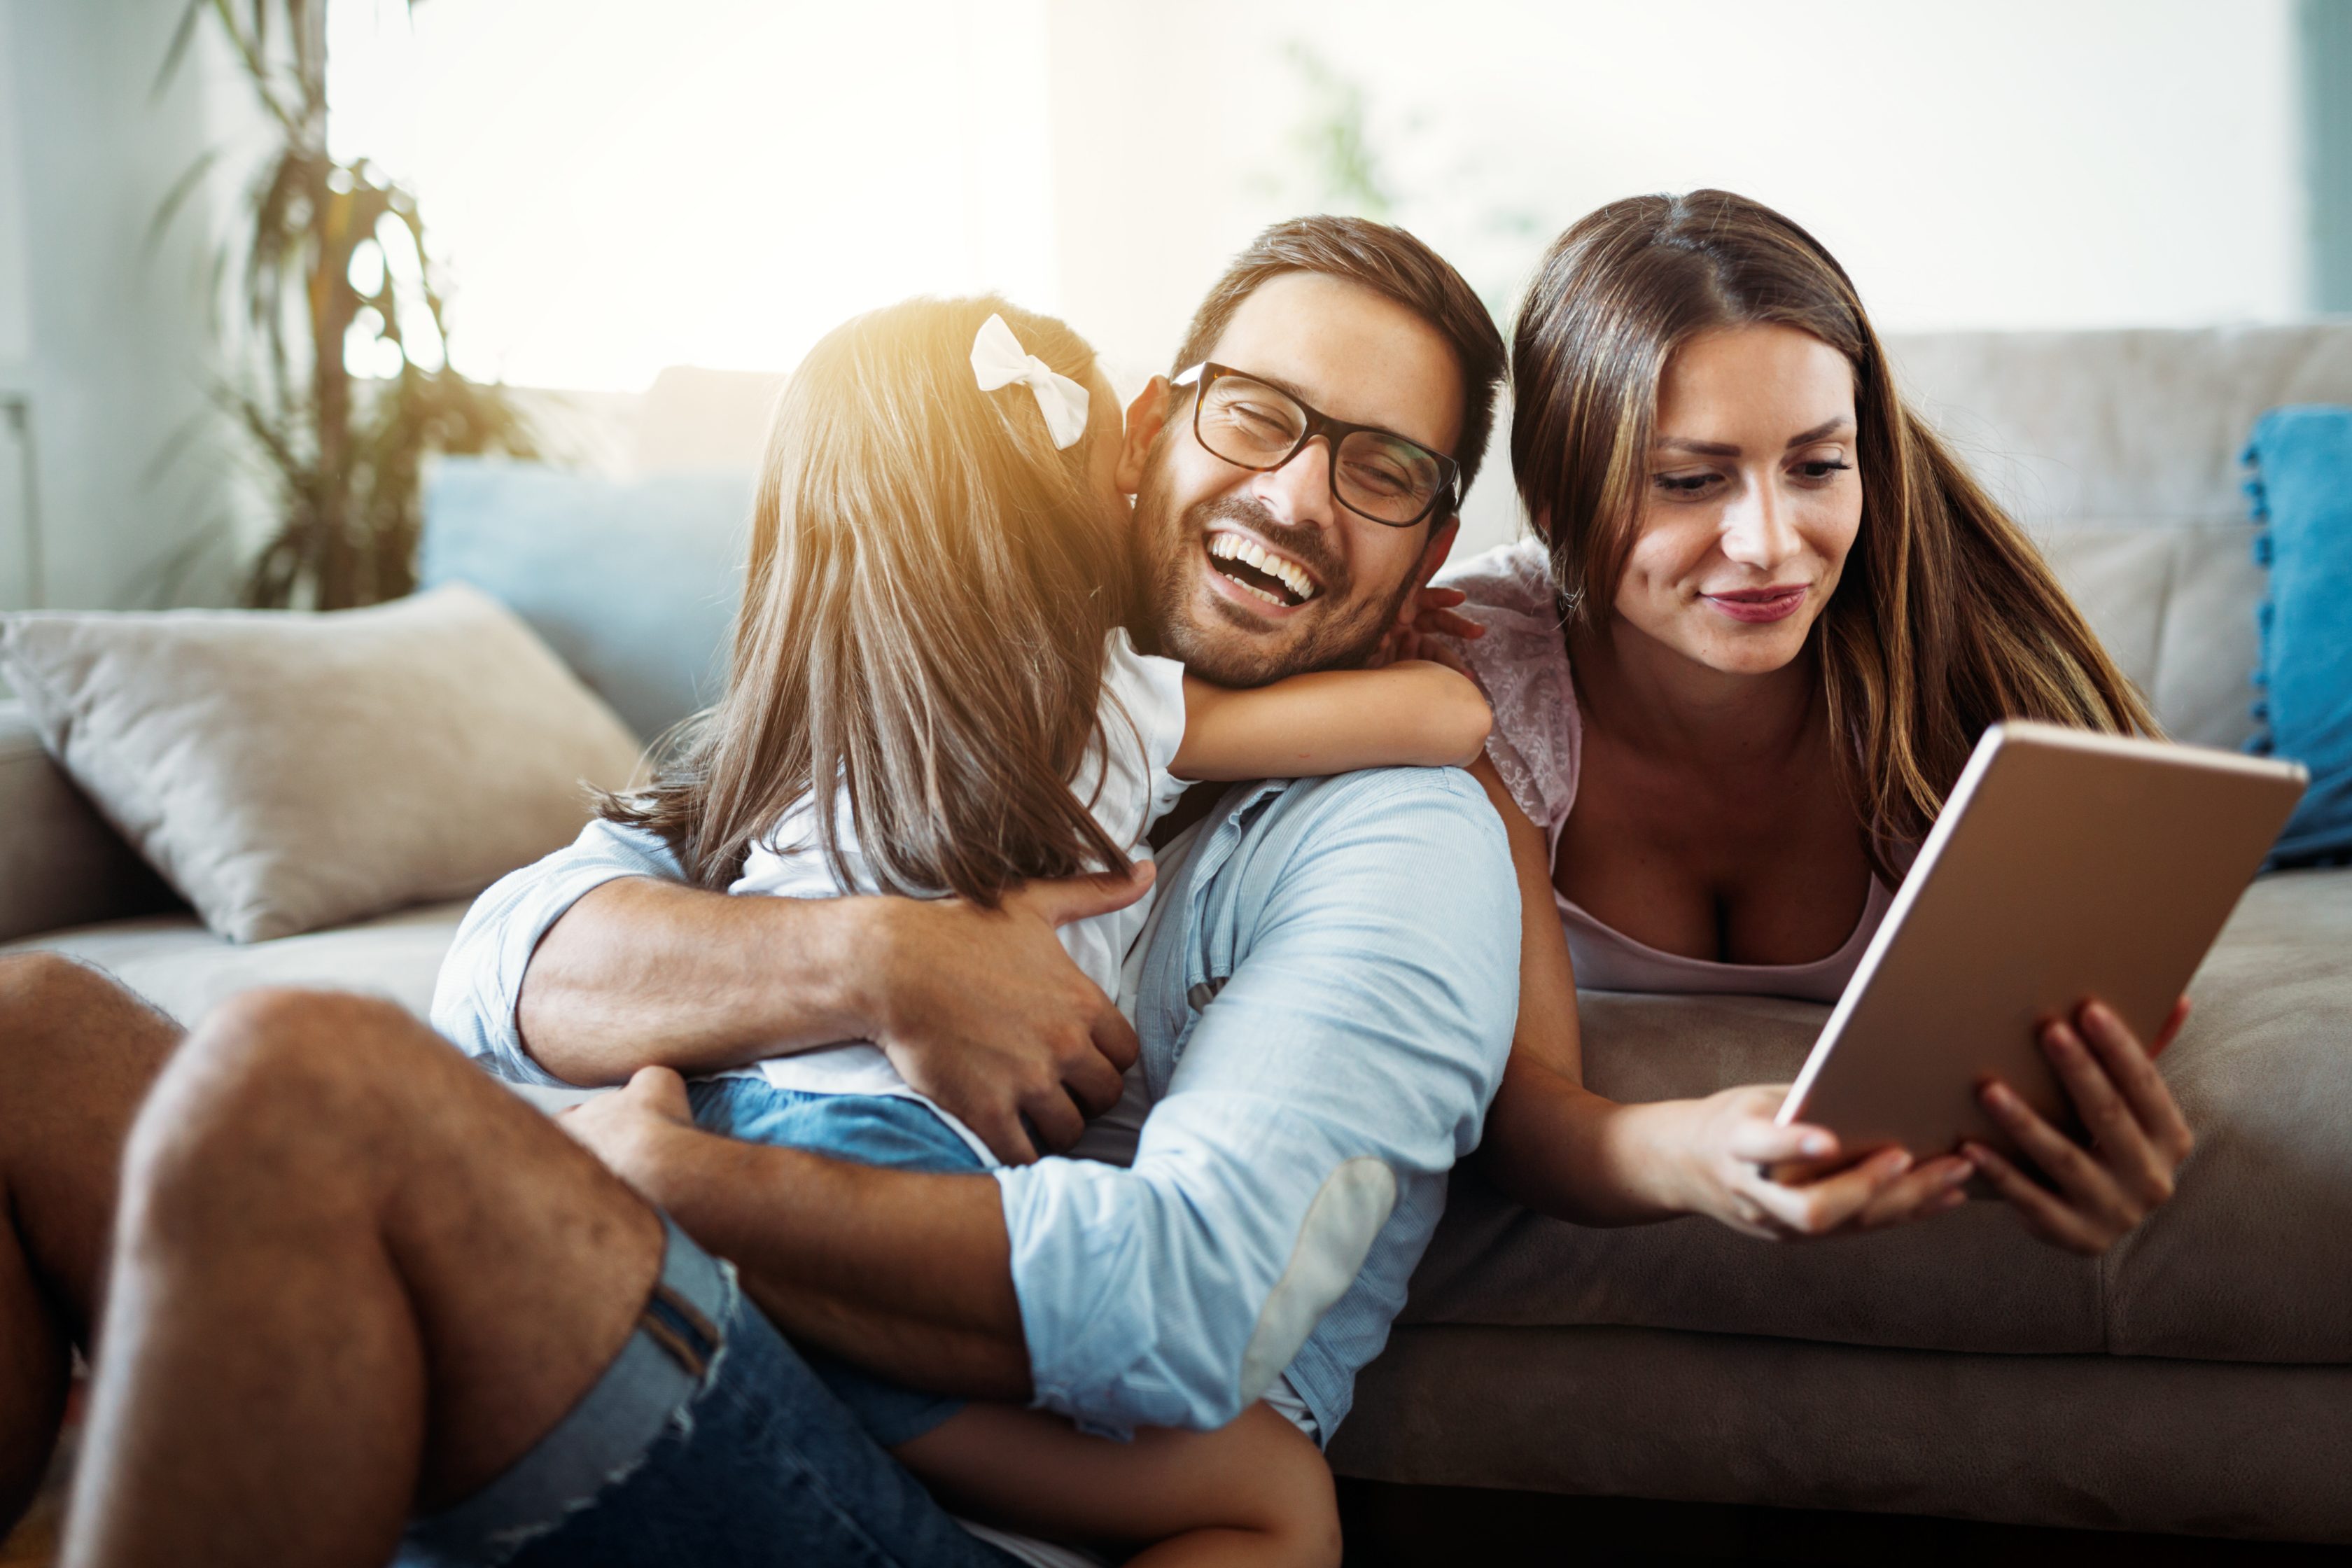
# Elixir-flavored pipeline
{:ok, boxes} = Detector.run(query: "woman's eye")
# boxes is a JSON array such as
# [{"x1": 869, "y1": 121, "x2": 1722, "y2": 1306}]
[
  {"x1": 1794, "y1": 458, "x2": 1853, "y2": 482},
  {"x1": 1653, "y1": 471, "x2": 1720, "y2": 496}
]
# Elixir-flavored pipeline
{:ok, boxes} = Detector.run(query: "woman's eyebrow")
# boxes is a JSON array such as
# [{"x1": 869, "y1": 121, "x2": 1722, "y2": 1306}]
[
  {"x1": 1656, "y1": 435, "x2": 1740, "y2": 456},
  {"x1": 1653, "y1": 416, "x2": 1856, "y2": 458},
  {"x1": 1784, "y1": 416, "x2": 1856, "y2": 448}
]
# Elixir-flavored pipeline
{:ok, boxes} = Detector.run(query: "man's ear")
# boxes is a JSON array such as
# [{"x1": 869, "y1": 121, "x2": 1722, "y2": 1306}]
[
  {"x1": 1116, "y1": 377, "x2": 1172, "y2": 496},
  {"x1": 1416, "y1": 515, "x2": 1462, "y2": 590}
]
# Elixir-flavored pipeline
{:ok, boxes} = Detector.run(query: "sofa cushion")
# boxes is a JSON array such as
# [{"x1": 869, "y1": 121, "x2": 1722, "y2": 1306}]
[
  {"x1": 420, "y1": 458, "x2": 749, "y2": 740},
  {"x1": 2244, "y1": 405, "x2": 2352, "y2": 864},
  {"x1": 0, "y1": 904, "x2": 598, "y2": 1113},
  {"x1": 0, "y1": 699, "x2": 178, "y2": 944},
  {"x1": 0, "y1": 585, "x2": 645, "y2": 943},
  {"x1": 1399, "y1": 867, "x2": 2352, "y2": 1366},
  {"x1": 2036, "y1": 523, "x2": 2265, "y2": 751},
  {"x1": 1330, "y1": 1324, "x2": 2352, "y2": 1541},
  {"x1": 0, "y1": 902, "x2": 470, "y2": 1025}
]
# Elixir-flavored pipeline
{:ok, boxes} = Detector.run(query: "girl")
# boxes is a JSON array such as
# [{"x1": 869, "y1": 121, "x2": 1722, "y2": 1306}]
[{"x1": 606, "y1": 295, "x2": 1489, "y2": 1567}]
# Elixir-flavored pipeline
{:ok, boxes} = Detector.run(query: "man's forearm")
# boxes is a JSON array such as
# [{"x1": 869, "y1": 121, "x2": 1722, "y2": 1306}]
[
  {"x1": 632, "y1": 1121, "x2": 1030, "y2": 1399},
  {"x1": 518, "y1": 877, "x2": 877, "y2": 1085}
]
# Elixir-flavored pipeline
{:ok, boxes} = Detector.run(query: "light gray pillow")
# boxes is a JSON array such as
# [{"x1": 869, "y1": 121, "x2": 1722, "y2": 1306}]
[{"x1": 0, "y1": 584, "x2": 645, "y2": 942}]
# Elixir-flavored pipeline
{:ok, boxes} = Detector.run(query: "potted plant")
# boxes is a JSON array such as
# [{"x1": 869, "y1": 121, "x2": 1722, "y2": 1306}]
[{"x1": 156, "y1": 0, "x2": 533, "y2": 610}]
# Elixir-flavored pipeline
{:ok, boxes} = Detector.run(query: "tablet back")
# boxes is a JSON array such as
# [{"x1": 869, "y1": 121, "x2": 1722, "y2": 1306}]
[{"x1": 1778, "y1": 722, "x2": 2306, "y2": 1157}]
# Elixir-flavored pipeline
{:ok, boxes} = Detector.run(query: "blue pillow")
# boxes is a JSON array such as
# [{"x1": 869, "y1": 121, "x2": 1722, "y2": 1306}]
[
  {"x1": 421, "y1": 459, "x2": 750, "y2": 741},
  {"x1": 2244, "y1": 406, "x2": 2352, "y2": 865}
]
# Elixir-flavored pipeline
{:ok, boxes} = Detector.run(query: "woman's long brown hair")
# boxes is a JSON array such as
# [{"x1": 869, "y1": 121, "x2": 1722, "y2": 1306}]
[
  {"x1": 1511, "y1": 190, "x2": 2156, "y2": 871},
  {"x1": 603, "y1": 295, "x2": 1137, "y2": 904}
]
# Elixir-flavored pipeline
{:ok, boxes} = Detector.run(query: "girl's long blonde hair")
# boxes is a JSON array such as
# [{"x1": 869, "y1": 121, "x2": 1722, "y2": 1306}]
[
  {"x1": 1511, "y1": 190, "x2": 2156, "y2": 869},
  {"x1": 604, "y1": 295, "x2": 1136, "y2": 904}
]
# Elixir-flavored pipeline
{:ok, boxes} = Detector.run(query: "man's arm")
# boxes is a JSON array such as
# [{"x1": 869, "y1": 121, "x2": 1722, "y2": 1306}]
[
  {"x1": 431, "y1": 817, "x2": 1146, "y2": 1162},
  {"x1": 519, "y1": 876, "x2": 871, "y2": 1080},
  {"x1": 993, "y1": 770, "x2": 1518, "y2": 1434},
  {"x1": 563, "y1": 771, "x2": 1517, "y2": 1424},
  {"x1": 561, "y1": 1068, "x2": 1030, "y2": 1397}
]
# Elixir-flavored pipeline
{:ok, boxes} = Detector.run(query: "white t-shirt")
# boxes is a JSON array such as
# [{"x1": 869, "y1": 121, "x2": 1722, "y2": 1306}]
[{"x1": 722, "y1": 629, "x2": 1191, "y2": 1167}]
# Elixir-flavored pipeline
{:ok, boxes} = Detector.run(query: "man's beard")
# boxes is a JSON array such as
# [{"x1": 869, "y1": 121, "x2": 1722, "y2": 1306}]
[{"x1": 1135, "y1": 463, "x2": 1415, "y2": 689}]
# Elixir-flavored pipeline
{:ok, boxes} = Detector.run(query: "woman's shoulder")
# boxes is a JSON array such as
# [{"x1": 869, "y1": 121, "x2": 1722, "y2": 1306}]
[
  {"x1": 1435, "y1": 537, "x2": 1560, "y2": 620},
  {"x1": 1432, "y1": 538, "x2": 1582, "y2": 831}
]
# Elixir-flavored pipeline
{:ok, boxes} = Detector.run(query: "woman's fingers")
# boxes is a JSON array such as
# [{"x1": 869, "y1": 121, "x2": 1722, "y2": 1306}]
[
  {"x1": 2038, "y1": 1018, "x2": 2155, "y2": 1171},
  {"x1": 1851, "y1": 1154, "x2": 1975, "y2": 1230},
  {"x1": 1723, "y1": 1114, "x2": 1836, "y2": 1167},
  {"x1": 1976, "y1": 1076, "x2": 2135, "y2": 1238},
  {"x1": 1742, "y1": 1147, "x2": 1912, "y2": 1236},
  {"x1": 2041, "y1": 1010, "x2": 2187, "y2": 1212},
  {"x1": 1963, "y1": 1140, "x2": 2107, "y2": 1254},
  {"x1": 2078, "y1": 1000, "x2": 2196, "y2": 1169}
]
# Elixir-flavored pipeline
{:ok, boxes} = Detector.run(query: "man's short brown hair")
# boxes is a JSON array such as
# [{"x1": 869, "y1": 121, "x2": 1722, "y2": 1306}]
[{"x1": 1171, "y1": 215, "x2": 1506, "y2": 506}]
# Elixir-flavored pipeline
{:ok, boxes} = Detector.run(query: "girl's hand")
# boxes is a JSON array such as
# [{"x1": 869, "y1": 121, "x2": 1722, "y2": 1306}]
[
  {"x1": 1371, "y1": 584, "x2": 1483, "y2": 674},
  {"x1": 1964, "y1": 998, "x2": 2194, "y2": 1254},
  {"x1": 1669, "y1": 1086, "x2": 1976, "y2": 1240}
]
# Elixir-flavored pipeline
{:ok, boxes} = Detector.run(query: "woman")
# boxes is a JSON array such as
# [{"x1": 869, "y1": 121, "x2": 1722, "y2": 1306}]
[{"x1": 1410, "y1": 190, "x2": 2194, "y2": 1252}]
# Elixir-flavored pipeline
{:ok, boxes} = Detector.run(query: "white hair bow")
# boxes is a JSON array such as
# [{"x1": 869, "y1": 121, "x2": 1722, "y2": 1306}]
[{"x1": 970, "y1": 312, "x2": 1091, "y2": 450}]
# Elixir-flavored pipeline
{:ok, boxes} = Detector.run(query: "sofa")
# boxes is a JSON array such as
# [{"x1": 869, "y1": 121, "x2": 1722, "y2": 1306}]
[{"x1": 4, "y1": 326, "x2": 2349, "y2": 1546}]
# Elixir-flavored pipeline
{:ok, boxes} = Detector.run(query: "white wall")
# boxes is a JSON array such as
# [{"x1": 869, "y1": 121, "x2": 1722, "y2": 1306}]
[
  {"x1": 0, "y1": 1, "x2": 2320, "y2": 608},
  {"x1": 1044, "y1": 0, "x2": 2314, "y2": 554},
  {"x1": 0, "y1": 0, "x2": 251, "y2": 612},
  {"x1": 332, "y1": 0, "x2": 1061, "y2": 393}
]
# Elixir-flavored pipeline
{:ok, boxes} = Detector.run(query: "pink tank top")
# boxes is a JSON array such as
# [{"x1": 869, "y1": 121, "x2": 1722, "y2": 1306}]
[{"x1": 1441, "y1": 541, "x2": 1891, "y2": 1004}]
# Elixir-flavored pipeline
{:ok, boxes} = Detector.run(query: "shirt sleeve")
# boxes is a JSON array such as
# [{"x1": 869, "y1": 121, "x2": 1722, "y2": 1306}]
[
  {"x1": 428, "y1": 816, "x2": 688, "y2": 1087},
  {"x1": 993, "y1": 767, "x2": 1521, "y2": 1436},
  {"x1": 1099, "y1": 628, "x2": 1191, "y2": 832}
]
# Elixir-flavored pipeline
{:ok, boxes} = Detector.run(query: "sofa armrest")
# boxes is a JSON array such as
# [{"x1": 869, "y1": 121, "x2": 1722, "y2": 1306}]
[{"x1": 0, "y1": 700, "x2": 179, "y2": 943}]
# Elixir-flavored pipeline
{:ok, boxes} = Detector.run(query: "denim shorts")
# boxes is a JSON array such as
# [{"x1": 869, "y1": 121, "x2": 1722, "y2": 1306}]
[
  {"x1": 398, "y1": 1214, "x2": 1018, "y2": 1568},
  {"x1": 686, "y1": 1077, "x2": 984, "y2": 1447}
]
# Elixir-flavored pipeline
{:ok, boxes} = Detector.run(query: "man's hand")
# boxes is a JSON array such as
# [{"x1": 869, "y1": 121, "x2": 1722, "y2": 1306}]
[
  {"x1": 559, "y1": 1065, "x2": 696, "y2": 1203},
  {"x1": 856, "y1": 864, "x2": 1152, "y2": 1166}
]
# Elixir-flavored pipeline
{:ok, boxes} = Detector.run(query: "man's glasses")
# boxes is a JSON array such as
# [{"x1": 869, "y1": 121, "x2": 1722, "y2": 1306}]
[{"x1": 1172, "y1": 363, "x2": 1458, "y2": 528}]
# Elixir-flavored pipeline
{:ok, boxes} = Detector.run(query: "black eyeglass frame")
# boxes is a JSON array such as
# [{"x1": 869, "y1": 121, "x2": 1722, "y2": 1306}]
[{"x1": 1172, "y1": 362, "x2": 1460, "y2": 529}]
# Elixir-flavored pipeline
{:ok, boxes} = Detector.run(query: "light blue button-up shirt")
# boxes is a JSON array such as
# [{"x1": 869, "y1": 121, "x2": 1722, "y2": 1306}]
[{"x1": 432, "y1": 766, "x2": 1519, "y2": 1442}]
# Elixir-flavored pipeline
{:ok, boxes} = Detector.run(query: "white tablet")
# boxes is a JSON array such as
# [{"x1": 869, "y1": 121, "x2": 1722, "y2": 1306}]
[{"x1": 1776, "y1": 722, "x2": 2306, "y2": 1161}]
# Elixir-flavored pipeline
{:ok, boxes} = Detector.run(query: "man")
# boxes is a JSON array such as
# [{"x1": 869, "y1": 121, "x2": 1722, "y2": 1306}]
[{"x1": 2, "y1": 216, "x2": 1519, "y2": 1567}]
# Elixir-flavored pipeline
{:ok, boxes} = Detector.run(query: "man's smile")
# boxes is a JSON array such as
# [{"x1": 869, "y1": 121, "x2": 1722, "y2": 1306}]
[{"x1": 1202, "y1": 527, "x2": 1322, "y2": 612}]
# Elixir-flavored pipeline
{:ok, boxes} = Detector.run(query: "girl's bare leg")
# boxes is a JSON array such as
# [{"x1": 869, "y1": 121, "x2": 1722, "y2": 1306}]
[{"x1": 895, "y1": 1399, "x2": 1340, "y2": 1568}]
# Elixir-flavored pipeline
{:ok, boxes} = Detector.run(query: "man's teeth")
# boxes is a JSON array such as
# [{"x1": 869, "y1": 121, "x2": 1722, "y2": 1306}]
[
  {"x1": 1226, "y1": 576, "x2": 1287, "y2": 608},
  {"x1": 1207, "y1": 534, "x2": 1317, "y2": 603}
]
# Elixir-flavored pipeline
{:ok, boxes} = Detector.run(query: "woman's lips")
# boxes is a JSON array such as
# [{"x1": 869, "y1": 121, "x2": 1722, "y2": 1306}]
[{"x1": 1701, "y1": 585, "x2": 1808, "y2": 624}]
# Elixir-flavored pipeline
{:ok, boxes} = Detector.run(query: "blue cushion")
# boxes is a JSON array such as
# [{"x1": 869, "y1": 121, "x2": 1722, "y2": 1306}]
[
  {"x1": 2244, "y1": 406, "x2": 2352, "y2": 865},
  {"x1": 421, "y1": 459, "x2": 750, "y2": 741}
]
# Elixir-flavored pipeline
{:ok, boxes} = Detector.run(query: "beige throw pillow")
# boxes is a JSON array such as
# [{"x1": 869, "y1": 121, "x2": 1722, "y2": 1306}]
[{"x1": 0, "y1": 584, "x2": 646, "y2": 942}]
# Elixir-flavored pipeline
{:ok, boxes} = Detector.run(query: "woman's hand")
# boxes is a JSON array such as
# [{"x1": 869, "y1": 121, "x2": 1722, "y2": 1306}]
[
  {"x1": 1371, "y1": 583, "x2": 1484, "y2": 673},
  {"x1": 1664, "y1": 1086, "x2": 1975, "y2": 1240},
  {"x1": 1963, "y1": 998, "x2": 2194, "y2": 1254}
]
